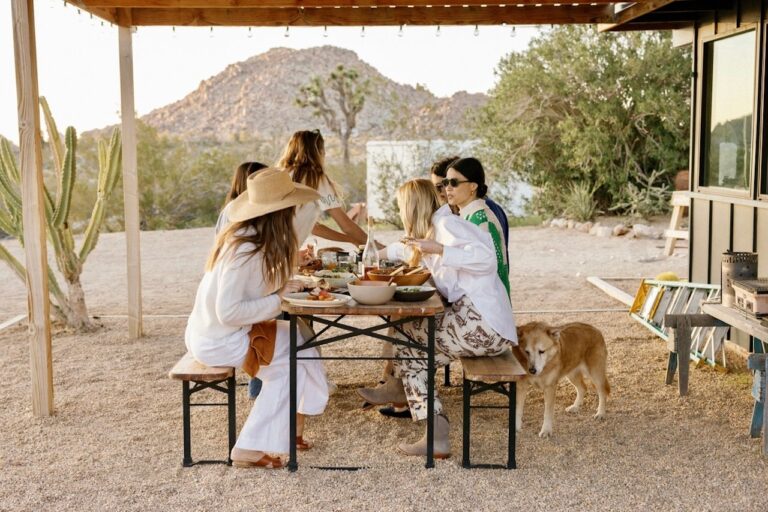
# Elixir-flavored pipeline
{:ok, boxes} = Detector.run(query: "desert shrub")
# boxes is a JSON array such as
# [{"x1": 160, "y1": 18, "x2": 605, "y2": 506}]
[
  {"x1": 609, "y1": 169, "x2": 671, "y2": 220},
  {"x1": 563, "y1": 182, "x2": 600, "y2": 222}
]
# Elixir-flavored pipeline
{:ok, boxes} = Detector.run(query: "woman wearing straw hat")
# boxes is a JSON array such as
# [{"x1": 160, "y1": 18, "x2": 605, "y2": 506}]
[{"x1": 185, "y1": 168, "x2": 330, "y2": 469}]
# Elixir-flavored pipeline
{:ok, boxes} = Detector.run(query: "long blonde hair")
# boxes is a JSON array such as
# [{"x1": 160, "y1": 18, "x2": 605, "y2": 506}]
[
  {"x1": 397, "y1": 179, "x2": 441, "y2": 240},
  {"x1": 278, "y1": 130, "x2": 328, "y2": 191},
  {"x1": 205, "y1": 207, "x2": 297, "y2": 289}
]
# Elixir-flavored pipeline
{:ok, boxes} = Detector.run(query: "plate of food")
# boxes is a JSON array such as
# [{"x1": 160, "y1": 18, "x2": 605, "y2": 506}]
[
  {"x1": 394, "y1": 285, "x2": 437, "y2": 302},
  {"x1": 282, "y1": 290, "x2": 351, "y2": 308},
  {"x1": 312, "y1": 270, "x2": 357, "y2": 289}
]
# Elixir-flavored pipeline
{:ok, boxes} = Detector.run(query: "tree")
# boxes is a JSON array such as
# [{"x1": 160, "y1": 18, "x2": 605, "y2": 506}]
[
  {"x1": 0, "y1": 98, "x2": 121, "y2": 331},
  {"x1": 473, "y1": 26, "x2": 691, "y2": 219},
  {"x1": 296, "y1": 65, "x2": 370, "y2": 166}
]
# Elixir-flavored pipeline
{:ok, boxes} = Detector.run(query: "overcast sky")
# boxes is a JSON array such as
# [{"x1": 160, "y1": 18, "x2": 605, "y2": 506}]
[{"x1": 1, "y1": 1, "x2": 538, "y2": 144}]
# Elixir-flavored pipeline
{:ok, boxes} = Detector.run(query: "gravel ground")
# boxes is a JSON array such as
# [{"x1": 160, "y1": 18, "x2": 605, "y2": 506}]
[{"x1": 1, "y1": 222, "x2": 766, "y2": 511}]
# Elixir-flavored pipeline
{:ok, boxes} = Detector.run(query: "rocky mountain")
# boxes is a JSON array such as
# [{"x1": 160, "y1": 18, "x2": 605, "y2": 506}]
[{"x1": 141, "y1": 46, "x2": 487, "y2": 142}]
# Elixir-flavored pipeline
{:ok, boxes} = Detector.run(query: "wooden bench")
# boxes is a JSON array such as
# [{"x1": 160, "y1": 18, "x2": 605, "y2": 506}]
[
  {"x1": 460, "y1": 349, "x2": 526, "y2": 469},
  {"x1": 168, "y1": 352, "x2": 237, "y2": 467}
]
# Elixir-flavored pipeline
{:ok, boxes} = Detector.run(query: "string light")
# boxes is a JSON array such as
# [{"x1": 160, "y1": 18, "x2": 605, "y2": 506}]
[
  {"x1": 248, "y1": 27, "x2": 253, "y2": 38},
  {"x1": 398, "y1": 24, "x2": 404, "y2": 37},
  {"x1": 284, "y1": 26, "x2": 290, "y2": 38},
  {"x1": 436, "y1": 25, "x2": 441, "y2": 37},
  {"x1": 323, "y1": 26, "x2": 328, "y2": 38},
  {"x1": 474, "y1": 24, "x2": 479, "y2": 37},
  {"x1": 209, "y1": 26, "x2": 214, "y2": 38},
  {"x1": 361, "y1": 26, "x2": 365, "y2": 38},
  {"x1": 510, "y1": 26, "x2": 516, "y2": 38},
  {"x1": 173, "y1": 26, "x2": 177, "y2": 38}
]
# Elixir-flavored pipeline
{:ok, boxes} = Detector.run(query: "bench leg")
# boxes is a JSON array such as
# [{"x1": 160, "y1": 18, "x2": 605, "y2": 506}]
[
  {"x1": 227, "y1": 374, "x2": 237, "y2": 465},
  {"x1": 665, "y1": 352, "x2": 678, "y2": 385},
  {"x1": 444, "y1": 364, "x2": 451, "y2": 387},
  {"x1": 182, "y1": 380, "x2": 193, "y2": 467},
  {"x1": 508, "y1": 382, "x2": 516, "y2": 469},
  {"x1": 750, "y1": 398, "x2": 764, "y2": 438},
  {"x1": 676, "y1": 319, "x2": 691, "y2": 396},
  {"x1": 462, "y1": 377, "x2": 471, "y2": 469}
]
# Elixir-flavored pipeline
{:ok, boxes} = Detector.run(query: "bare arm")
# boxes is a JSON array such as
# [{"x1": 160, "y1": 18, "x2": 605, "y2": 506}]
[
  {"x1": 311, "y1": 222, "x2": 356, "y2": 244},
  {"x1": 325, "y1": 207, "x2": 368, "y2": 246}
]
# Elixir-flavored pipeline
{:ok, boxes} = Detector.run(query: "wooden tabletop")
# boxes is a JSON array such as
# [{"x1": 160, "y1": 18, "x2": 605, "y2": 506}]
[
  {"x1": 701, "y1": 303, "x2": 768, "y2": 341},
  {"x1": 281, "y1": 294, "x2": 444, "y2": 317}
]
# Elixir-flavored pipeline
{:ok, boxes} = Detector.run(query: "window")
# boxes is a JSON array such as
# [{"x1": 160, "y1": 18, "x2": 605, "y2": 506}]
[{"x1": 701, "y1": 30, "x2": 756, "y2": 191}]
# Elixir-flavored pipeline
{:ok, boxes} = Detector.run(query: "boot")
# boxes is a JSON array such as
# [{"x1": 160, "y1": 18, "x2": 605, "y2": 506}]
[
  {"x1": 356, "y1": 374, "x2": 407, "y2": 407},
  {"x1": 397, "y1": 414, "x2": 451, "y2": 459}
]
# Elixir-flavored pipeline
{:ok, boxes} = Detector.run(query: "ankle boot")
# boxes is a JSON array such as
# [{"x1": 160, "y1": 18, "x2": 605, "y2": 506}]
[
  {"x1": 397, "y1": 414, "x2": 451, "y2": 459},
  {"x1": 356, "y1": 374, "x2": 407, "y2": 407}
]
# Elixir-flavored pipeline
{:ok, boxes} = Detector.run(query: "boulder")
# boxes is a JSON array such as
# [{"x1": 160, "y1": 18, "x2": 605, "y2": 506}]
[
  {"x1": 576, "y1": 221, "x2": 593, "y2": 233},
  {"x1": 612, "y1": 224, "x2": 630, "y2": 237},
  {"x1": 595, "y1": 226, "x2": 614, "y2": 238},
  {"x1": 566, "y1": 219, "x2": 576, "y2": 230},
  {"x1": 633, "y1": 223, "x2": 663, "y2": 239},
  {"x1": 589, "y1": 222, "x2": 602, "y2": 236}
]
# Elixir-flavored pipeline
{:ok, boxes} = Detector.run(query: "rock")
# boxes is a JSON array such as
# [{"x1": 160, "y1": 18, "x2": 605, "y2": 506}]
[
  {"x1": 551, "y1": 218, "x2": 568, "y2": 229},
  {"x1": 576, "y1": 221, "x2": 593, "y2": 233},
  {"x1": 633, "y1": 223, "x2": 663, "y2": 239},
  {"x1": 589, "y1": 222, "x2": 601, "y2": 236},
  {"x1": 566, "y1": 220, "x2": 576, "y2": 230},
  {"x1": 625, "y1": 230, "x2": 636, "y2": 239},
  {"x1": 595, "y1": 226, "x2": 613, "y2": 238},
  {"x1": 541, "y1": 218, "x2": 552, "y2": 227},
  {"x1": 612, "y1": 224, "x2": 630, "y2": 237}
]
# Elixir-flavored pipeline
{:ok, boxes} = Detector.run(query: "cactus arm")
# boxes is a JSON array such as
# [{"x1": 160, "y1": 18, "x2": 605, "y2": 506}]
[
  {"x1": 0, "y1": 242, "x2": 26, "y2": 283},
  {"x1": 79, "y1": 129, "x2": 121, "y2": 262},
  {"x1": 52, "y1": 127, "x2": 76, "y2": 227},
  {"x1": 0, "y1": 139, "x2": 22, "y2": 214},
  {"x1": 0, "y1": 137, "x2": 21, "y2": 184},
  {"x1": 40, "y1": 97, "x2": 65, "y2": 177},
  {"x1": 0, "y1": 204, "x2": 17, "y2": 237}
]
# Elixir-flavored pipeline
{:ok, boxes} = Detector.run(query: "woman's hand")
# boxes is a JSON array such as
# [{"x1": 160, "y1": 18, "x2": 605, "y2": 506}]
[
  {"x1": 278, "y1": 279, "x2": 305, "y2": 298},
  {"x1": 406, "y1": 239, "x2": 443, "y2": 256},
  {"x1": 298, "y1": 248, "x2": 314, "y2": 266}
]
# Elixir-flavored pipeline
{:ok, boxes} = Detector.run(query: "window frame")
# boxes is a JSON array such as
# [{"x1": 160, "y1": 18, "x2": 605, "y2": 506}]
[{"x1": 697, "y1": 25, "x2": 759, "y2": 199}]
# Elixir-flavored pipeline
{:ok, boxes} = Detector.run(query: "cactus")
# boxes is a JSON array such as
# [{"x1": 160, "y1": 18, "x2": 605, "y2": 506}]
[{"x1": 0, "y1": 98, "x2": 121, "y2": 331}]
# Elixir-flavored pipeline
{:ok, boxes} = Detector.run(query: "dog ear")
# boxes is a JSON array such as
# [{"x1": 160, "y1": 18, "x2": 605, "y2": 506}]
[
  {"x1": 546, "y1": 327, "x2": 561, "y2": 342},
  {"x1": 516, "y1": 325, "x2": 523, "y2": 340},
  {"x1": 512, "y1": 344, "x2": 528, "y2": 366}
]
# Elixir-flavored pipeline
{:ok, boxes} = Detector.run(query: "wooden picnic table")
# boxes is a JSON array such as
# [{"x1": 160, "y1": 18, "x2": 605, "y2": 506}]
[{"x1": 282, "y1": 294, "x2": 444, "y2": 471}]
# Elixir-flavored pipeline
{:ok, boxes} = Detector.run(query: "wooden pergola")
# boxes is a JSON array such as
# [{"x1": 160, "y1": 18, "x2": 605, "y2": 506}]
[{"x1": 10, "y1": 0, "x2": 710, "y2": 416}]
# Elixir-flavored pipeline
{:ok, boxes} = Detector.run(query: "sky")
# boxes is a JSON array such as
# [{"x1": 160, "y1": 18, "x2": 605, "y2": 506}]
[{"x1": 1, "y1": 1, "x2": 538, "y2": 145}]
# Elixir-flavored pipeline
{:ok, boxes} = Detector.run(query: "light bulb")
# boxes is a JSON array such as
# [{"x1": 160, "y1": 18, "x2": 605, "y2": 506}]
[
  {"x1": 474, "y1": 25, "x2": 479, "y2": 37},
  {"x1": 284, "y1": 26, "x2": 290, "y2": 38},
  {"x1": 209, "y1": 27, "x2": 214, "y2": 38},
  {"x1": 247, "y1": 27, "x2": 253, "y2": 38},
  {"x1": 361, "y1": 26, "x2": 365, "y2": 38},
  {"x1": 510, "y1": 26, "x2": 516, "y2": 38},
  {"x1": 436, "y1": 25, "x2": 441, "y2": 37},
  {"x1": 323, "y1": 26, "x2": 328, "y2": 38},
  {"x1": 398, "y1": 24, "x2": 403, "y2": 37}
]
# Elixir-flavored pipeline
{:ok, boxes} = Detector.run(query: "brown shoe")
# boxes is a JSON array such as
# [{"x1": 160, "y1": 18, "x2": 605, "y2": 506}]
[
  {"x1": 231, "y1": 448, "x2": 284, "y2": 469},
  {"x1": 296, "y1": 435, "x2": 314, "y2": 451}
]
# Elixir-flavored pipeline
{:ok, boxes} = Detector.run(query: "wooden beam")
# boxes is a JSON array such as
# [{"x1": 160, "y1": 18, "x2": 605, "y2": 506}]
[
  {"x1": 118, "y1": 26, "x2": 143, "y2": 339},
  {"x1": 586, "y1": 276, "x2": 634, "y2": 307},
  {"x1": 63, "y1": 0, "x2": 120, "y2": 24},
  {"x1": 81, "y1": 0, "x2": 628, "y2": 7},
  {"x1": 127, "y1": 4, "x2": 613, "y2": 26},
  {"x1": 599, "y1": 0, "x2": 676, "y2": 31},
  {"x1": 12, "y1": 0, "x2": 54, "y2": 417}
]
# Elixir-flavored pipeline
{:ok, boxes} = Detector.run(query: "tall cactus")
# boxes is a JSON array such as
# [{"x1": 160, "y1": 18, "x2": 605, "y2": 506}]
[{"x1": 0, "y1": 97, "x2": 121, "y2": 331}]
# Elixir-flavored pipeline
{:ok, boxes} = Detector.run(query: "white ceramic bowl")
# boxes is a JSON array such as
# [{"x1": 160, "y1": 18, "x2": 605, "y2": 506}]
[
  {"x1": 312, "y1": 270, "x2": 357, "y2": 289},
  {"x1": 347, "y1": 280, "x2": 397, "y2": 305}
]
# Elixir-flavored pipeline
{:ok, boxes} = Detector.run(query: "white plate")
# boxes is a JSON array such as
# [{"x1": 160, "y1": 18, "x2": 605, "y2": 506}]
[{"x1": 282, "y1": 292, "x2": 351, "y2": 308}]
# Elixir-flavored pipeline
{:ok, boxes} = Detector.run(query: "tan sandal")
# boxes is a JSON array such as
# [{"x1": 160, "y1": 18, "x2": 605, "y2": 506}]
[{"x1": 232, "y1": 451, "x2": 284, "y2": 469}]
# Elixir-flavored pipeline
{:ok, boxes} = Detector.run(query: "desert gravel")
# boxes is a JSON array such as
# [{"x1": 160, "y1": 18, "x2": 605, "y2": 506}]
[{"x1": 1, "y1": 222, "x2": 766, "y2": 511}]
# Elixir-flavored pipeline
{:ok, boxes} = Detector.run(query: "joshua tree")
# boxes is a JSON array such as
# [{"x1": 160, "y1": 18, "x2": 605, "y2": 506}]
[
  {"x1": 296, "y1": 65, "x2": 369, "y2": 166},
  {"x1": 0, "y1": 98, "x2": 121, "y2": 331}
]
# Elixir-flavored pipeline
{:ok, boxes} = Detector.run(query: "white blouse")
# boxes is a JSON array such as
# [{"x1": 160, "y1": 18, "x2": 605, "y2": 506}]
[
  {"x1": 185, "y1": 236, "x2": 282, "y2": 367},
  {"x1": 293, "y1": 174, "x2": 343, "y2": 244},
  {"x1": 386, "y1": 204, "x2": 517, "y2": 343}
]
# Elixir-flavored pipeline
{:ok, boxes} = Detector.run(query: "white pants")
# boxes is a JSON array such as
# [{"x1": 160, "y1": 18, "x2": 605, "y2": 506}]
[{"x1": 233, "y1": 320, "x2": 329, "y2": 454}]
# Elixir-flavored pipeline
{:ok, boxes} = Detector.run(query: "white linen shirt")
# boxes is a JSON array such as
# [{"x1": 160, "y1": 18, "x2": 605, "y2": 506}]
[
  {"x1": 185, "y1": 239, "x2": 283, "y2": 367},
  {"x1": 387, "y1": 204, "x2": 517, "y2": 343},
  {"x1": 293, "y1": 174, "x2": 343, "y2": 244}
]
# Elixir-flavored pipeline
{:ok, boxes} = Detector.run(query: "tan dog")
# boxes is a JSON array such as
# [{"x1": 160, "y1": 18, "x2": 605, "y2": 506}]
[{"x1": 515, "y1": 321, "x2": 610, "y2": 438}]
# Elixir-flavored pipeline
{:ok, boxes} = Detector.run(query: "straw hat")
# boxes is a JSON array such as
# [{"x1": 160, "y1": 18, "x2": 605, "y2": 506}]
[{"x1": 227, "y1": 167, "x2": 320, "y2": 222}]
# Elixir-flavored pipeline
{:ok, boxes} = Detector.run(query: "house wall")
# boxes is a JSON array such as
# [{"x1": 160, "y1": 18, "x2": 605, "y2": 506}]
[{"x1": 688, "y1": 0, "x2": 768, "y2": 349}]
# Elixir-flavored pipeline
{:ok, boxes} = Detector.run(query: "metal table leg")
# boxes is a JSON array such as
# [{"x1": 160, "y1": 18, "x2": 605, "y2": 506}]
[
  {"x1": 288, "y1": 315, "x2": 298, "y2": 472},
  {"x1": 426, "y1": 315, "x2": 435, "y2": 468}
]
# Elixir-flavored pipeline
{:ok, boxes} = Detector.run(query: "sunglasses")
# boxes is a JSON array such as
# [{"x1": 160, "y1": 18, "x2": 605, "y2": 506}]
[{"x1": 441, "y1": 178, "x2": 471, "y2": 188}]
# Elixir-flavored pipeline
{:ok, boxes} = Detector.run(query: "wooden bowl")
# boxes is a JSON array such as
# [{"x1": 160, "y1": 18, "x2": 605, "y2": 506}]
[{"x1": 367, "y1": 268, "x2": 431, "y2": 286}]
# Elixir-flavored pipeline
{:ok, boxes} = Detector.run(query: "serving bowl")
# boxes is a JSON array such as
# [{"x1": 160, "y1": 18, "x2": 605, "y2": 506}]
[
  {"x1": 312, "y1": 270, "x2": 357, "y2": 289},
  {"x1": 347, "y1": 280, "x2": 397, "y2": 305},
  {"x1": 394, "y1": 285, "x2": 437, "y2": 303},
  {"x1": 367, "y1": 268, "x2": 431, "y2": 286}
]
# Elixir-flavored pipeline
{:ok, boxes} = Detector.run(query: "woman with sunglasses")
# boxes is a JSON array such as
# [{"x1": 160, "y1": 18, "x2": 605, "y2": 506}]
[
  {"x1": 278, "y1": 130, "x2": 369, "y2": 246},
  {"x1": 358, "y1": 179, "x2": 517, "y2": 458},
  {"x1": 443, "y1": 157, "x2": 510, "y2": 297}
]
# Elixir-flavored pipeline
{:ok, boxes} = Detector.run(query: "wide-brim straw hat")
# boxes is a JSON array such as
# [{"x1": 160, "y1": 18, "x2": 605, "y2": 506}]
[{"x1": 228, "y1": 167, "x2": 320, "y2": 222}]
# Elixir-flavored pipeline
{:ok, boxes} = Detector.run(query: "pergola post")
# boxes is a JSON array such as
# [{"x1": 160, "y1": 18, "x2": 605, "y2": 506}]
[
  {"x1": 12, "y1": 0, "x2": 54, "y2": 417},
  {"x1": 118, "y1": 25, "x2": 143, "y2": 339}
]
